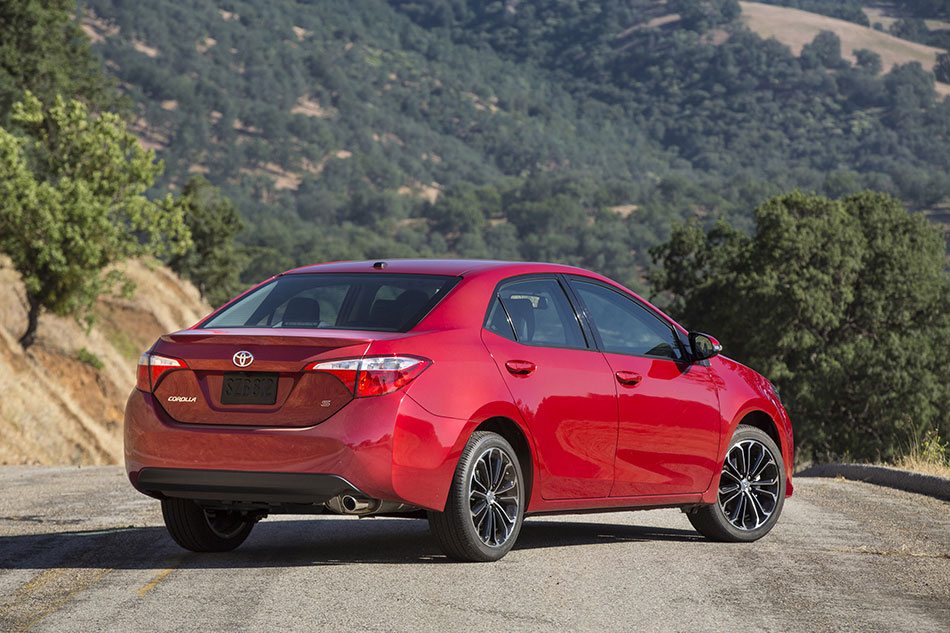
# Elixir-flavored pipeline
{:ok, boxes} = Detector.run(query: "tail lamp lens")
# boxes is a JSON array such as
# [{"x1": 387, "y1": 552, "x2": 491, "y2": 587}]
[
  {"x1": 136, "y1": 353, "x2": 188, "y2": 391},
  {"x1": 305, "y1": 356, "x2": 429, "y2": 397}
]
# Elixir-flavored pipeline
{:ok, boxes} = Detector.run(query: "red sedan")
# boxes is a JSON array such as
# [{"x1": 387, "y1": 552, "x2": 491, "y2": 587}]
[{"x1": 125, "y1": 259, "x2": 793, "y2": 561}]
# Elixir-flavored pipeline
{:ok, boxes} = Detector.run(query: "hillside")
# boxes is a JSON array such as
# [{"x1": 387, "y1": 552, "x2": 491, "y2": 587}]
[
  {"x1": 75, "y1": 0, "x2": 950, "y2": 294},
  {"x1": 740, "y1": 2, "x2": 950, "y2": 96},
  {"x1": 0, "y1": 258, "x2": 210, "y2": 465}
]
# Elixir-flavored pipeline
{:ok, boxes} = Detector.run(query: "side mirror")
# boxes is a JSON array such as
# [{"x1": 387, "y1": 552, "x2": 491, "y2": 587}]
[{"x1": 689, "y1": 332, "x2": 722, "y2": 362}]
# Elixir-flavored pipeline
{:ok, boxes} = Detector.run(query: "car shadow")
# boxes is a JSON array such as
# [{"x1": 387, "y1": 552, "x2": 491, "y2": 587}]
[{"x1": 0, "y1": 516, "x2": 700, "y2": 571}]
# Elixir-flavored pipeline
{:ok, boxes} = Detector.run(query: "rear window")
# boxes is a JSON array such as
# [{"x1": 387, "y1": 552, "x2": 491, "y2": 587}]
[{"x1": 200, "y1": 273, "x2": 459, "y2": 332}]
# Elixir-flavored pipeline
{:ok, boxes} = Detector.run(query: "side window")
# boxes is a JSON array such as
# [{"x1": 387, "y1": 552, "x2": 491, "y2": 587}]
[
  {"x1": 571, "y1": 280, "x2": 683, "y2": 360},
  {"x1": 486, "y1": 297, "x2": 516, "y2": 341},
  {"x1": 493, "y1": 278, "x2": 586, "y2": 349}
]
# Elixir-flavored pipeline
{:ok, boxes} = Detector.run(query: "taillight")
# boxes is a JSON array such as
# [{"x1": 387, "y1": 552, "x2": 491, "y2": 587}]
[
  {"x1": 136, "y1": 353, "x2": 188, "y2": 392},
  {"x1": 305, "y1": 356, "x2": 429, "y2": 397}
]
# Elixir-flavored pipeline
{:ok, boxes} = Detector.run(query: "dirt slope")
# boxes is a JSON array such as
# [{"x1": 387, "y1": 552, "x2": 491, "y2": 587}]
[
  {"x1": 740, "y1": 1, "x2": 950, "y2": 97},
  {"x1": 0, "y1": 258, "x2": 211, "y2": 465}
]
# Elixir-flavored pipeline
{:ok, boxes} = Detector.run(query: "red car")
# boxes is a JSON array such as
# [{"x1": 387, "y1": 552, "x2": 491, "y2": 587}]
[{"x1": 125, "y1": 259, "x2": 793, "y2": 561}]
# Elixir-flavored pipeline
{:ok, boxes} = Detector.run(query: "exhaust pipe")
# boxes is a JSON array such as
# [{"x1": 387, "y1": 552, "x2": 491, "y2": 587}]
[
  {"x1": 342, "y1": 495, "x2": 374, "y2": 513},
  {"x1": 324, "y1": 494, "x2": 417, "y2": 516}
]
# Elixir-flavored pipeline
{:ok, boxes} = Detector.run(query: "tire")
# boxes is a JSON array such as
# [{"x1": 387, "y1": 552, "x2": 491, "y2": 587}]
[
  {"x1": 688, "y1": 425, "x2": 786, "y2": 542},
  {"x1": 161, "y1": 498, "x2": 255, "y2": 552},
  {"x1": 428, "y1": 431, "x2": 525, "y2": 562}
]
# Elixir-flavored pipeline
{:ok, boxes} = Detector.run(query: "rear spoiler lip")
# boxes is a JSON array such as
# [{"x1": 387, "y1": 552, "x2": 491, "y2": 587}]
[{"x1": 160, "y1": 327, "x2": 404, "y2": 347}]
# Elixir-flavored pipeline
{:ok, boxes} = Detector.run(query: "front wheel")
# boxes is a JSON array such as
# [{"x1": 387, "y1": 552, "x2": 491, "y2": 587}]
[
  {"x1": 428, "y1": 431, "x2": 525, "y2": 562},
  {"x1": 161, "y1": 498, "x2": 255, "y2": 552},
  {"x1": 688, "y1": 425, "x2": 786, "y2": 542}
]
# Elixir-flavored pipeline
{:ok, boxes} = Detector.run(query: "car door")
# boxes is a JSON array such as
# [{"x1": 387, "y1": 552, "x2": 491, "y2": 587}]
[
  {"x1": 481, "y1": 276, "x2": 618, "y2": 500},
  {"x1": 567, "y1": 277, "x2": 721, "y2": 497}
]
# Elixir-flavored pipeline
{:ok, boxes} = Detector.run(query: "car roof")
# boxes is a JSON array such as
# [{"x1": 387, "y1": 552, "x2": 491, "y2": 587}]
[{"x1": 284, "y1": 259, "x2": 606, "y2": 279}]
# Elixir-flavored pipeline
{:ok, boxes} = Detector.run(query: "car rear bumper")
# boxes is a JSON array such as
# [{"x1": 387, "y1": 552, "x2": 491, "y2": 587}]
[
  {"x1": 133, "y1": 468, "x2": 362, "y2": 504},
  {"x1": 124, "y1": 389, "x2": 470, "y2": 511}
]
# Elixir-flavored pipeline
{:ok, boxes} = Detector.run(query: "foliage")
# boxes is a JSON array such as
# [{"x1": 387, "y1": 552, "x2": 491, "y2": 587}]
[
  {"x1": 0, "y1": 93, "x2": 190, "y2": 348},
  {"x1": 649, "y1": 191, "x2": 950, "y2": 461},
  {"x1": 0, "y1": 0, "x2": 121, "y2": 121},
  {"x1": 77, "y1": 347, "x2": 105, "y2": 370},
  {"x1": 936, "y1": 52, "x2": 950, "y2": 83},
  {"x1": 896, "y1": 428, "x2": 950, "y2": 478},
  {"x1": 78, "y1": 0, "x2": 950, "y2": 287},
  {"x1": 168, "y1": 176, "x2": 246, "y2": 307}
]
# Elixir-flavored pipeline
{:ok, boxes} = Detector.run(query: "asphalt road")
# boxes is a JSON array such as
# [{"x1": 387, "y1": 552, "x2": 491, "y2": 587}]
[{"x1": 0, "y1": 467, "x2": 948, "y2": 633}]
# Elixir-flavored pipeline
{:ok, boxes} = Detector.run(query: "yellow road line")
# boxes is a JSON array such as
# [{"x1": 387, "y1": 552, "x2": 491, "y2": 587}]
[
  {"x1": 0, "y1": 567, "x2": 114, "y2": 633},
  {"x1": 137, "y1": 556, "x2": 185, "y2": 597}
]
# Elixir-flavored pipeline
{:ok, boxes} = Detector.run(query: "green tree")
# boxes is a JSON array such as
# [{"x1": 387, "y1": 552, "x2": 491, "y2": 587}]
[
  {"x1": 0, "y1": 0, "x2": 119, "y2": 119},
  {"x1": 936, "y1": 51, "x2": 950, "y2": 83},
  {"x1": 168, "y1": 176, "x2": 246, "y2": 307},
  {"x1": 0, "y1": 93, "x2": 190, "y2": 348},
  {"x1": 650, "y1": 191, "x2": 950, "y2": 461}
]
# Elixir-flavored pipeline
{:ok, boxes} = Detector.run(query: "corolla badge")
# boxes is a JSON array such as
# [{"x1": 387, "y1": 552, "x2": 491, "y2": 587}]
[
  {"x1": 233, "y1": 350, "x2": 254, "y2": 367},
  {"x1": 167, "y1": 396, "x2": 197, "y2": 403}
]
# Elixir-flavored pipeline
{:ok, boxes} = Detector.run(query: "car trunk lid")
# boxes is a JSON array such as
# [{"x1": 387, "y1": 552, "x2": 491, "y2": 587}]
[{"x1": 150, "y1": 328, "x2": 392, "y2": 427}]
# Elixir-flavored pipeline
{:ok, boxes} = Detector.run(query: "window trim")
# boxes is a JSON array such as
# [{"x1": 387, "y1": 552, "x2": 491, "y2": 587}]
[
  {"x1": 481, "y1": 273, "x2": 592, "y2": 351},
  {"x1": 565, "y1": 275, "x2": 689, "y2": 362}
]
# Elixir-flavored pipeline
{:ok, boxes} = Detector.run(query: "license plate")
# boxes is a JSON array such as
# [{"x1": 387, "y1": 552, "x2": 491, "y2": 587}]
[{"x1": 221, "y1": 372, "x2": 279, "y2": 405}]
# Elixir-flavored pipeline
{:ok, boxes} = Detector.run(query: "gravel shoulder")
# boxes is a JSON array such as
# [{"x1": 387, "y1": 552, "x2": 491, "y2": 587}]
[{"x1": 0, "y1": 466, "x2": 948, "y2": 633}]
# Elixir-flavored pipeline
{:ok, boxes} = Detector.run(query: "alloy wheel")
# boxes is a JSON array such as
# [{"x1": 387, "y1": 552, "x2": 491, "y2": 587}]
[
  {"x1": 718, "y1": 439, "x2": 780, "y2": 531},
  {"x1": 468, "y1": 447, "x2": 521, "y2": 547}
]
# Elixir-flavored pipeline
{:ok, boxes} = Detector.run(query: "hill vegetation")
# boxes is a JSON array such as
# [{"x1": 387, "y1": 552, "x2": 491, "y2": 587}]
[{"x1": 79, "y1": 0, "x2": 950, "y2": 293}]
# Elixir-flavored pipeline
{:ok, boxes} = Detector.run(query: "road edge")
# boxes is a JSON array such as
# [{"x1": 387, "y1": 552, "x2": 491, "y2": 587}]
[{"x1": 796, "y1": 463, "x2": 950, "y2": 501}]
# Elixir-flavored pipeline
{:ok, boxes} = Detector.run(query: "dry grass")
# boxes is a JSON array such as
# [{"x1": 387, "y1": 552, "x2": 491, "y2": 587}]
[
  {"x1": 739, "y1": 2, "x2": 950, "y2": 97},
  {"x1": 0, "y1": 257, "x2": 210, "y2": 465},
  {"x1": 891, "y1": 430, "x2": 950, "y2": 479}
]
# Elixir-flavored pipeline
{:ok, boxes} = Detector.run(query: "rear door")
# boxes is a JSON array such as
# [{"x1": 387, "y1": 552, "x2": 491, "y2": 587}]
[
  {"x1": 481, "y1": 276, "x2": 618, "y2": 500},
  {"x1": 567, "y1": 277, "x2": 721, "y2": 497}
]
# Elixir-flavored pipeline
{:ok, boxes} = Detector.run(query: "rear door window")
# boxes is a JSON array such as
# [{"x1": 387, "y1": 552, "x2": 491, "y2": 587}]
[{"x1": 488, "y1": 278, "x2": 587, "y2": 349}]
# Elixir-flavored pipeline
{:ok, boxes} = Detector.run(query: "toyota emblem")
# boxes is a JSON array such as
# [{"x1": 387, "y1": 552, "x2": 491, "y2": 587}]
[{"x1": 233, "y1": 350, "x2": 254, "y2": 368}]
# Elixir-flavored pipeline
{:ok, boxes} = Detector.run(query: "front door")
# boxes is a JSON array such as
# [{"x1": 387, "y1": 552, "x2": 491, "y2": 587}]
[
  {"x1": 568, "y1": 278, "x2": 721, "y2": 497},
  {"x1": 481, "y1": 276, "x2": 618, "y2": 500}
]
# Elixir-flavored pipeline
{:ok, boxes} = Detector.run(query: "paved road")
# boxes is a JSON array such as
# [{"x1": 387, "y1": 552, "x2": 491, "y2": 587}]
[{"x1": 0, "y1": 466, "x2": 947, "y2": 633}]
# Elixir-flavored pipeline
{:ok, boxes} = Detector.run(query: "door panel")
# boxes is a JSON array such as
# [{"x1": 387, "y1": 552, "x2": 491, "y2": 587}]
[
  {"x1": 481, "y1": 277, "x2": 617, "y2": 500},
  {"x1": 568, "y1": 279, "x2": 721, "y2": 496},
  {"x1": 603, "y1": 353, "x2": 720, "y2": 496}
]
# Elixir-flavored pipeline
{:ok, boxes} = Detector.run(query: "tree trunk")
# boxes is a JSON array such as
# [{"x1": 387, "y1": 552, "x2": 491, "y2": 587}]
[{"x1": 18, "y1": 296, "x2": 41, "y2": 349}]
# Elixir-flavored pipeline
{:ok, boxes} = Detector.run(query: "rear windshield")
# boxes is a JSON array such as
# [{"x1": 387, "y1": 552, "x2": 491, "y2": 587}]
[{"x1": 199, "y1": 273, "x2": 459, "y2": 332}]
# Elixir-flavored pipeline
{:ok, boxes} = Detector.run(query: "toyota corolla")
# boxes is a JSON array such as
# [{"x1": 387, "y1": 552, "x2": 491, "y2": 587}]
[{"x1": 125, "y1": 259, "x2": 793, "y2": 561}]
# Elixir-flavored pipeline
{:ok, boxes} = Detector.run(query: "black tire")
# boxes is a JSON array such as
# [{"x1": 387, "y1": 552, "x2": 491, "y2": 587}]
[
  {"x1": 688, "y1": 425, "x2": 786, "y2": 542},
  {"x1": 161, "y1": 498, "x2": 255, "y2": 552},
  {"x1": 428, "y1": 431, "x2": 525, "y2": 562}
]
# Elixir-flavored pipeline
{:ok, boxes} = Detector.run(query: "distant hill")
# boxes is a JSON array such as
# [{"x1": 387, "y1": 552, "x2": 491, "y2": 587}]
[
  {"x1": 740, "y1": 1, "x2": 950, "y2": 96},
  {"x1": 77, "y1": 0, "x2": 950, "y2": 289},
  {"x1": 0, "y1": 259, "x2": 209, "y2": 465}
]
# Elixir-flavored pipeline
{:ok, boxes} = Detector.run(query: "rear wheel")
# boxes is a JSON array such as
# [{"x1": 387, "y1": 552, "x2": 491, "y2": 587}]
[
  {"x1": 428, "y1": 431, "x2": 525, "y2": 562},
  {"x1": 161, "y1": 498, "x2": 255, "y2": 552},
  {"x1": 688, "y1": 425, "x2": 786, "y2": 542}
]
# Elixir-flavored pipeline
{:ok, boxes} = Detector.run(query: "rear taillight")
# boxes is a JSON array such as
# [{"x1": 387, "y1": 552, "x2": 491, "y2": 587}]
[
  {"x1": 305, "y1": 356, "x2": 429, "y2": 397},
  {"x1": 136, "y1": 353, "x2": 188, "y2": 392}
]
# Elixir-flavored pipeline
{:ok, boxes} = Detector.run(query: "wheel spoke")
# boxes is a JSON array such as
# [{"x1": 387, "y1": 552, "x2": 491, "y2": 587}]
[
  {"x1": 720, "y1": 489, "x2": 741, "y2": 506},
  {"x1": 718, "y1": 438, "x2": 781, "y2": 531},
  {"x1": 752, "y1": 457, "x2": 776, "y2": 480},
  {"x1": 467, "y1": 443, "x2": 522, "y2": 548}
]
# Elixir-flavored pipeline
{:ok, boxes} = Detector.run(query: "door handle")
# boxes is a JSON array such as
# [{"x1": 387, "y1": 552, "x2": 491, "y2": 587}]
[
  {"x1": 615, "y1": 371, "x2": 642, "y2": 386},
  {"x1": 505, "y1": 360, "x2": 537, "y2": 376}
]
